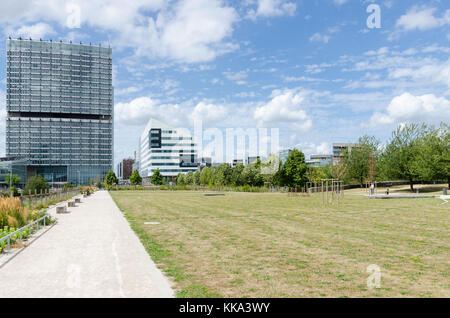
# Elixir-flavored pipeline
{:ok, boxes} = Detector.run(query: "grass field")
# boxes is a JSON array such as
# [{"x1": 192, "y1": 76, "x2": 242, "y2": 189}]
[{"x1": 111, "y1": 189, "x2": 449, "y2": 298}]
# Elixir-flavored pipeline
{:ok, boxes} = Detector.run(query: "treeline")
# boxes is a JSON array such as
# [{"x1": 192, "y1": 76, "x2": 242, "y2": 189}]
[
  {"x1": 175, "y1": 122, "x2": 449, "y2": 190},
  {"x1": 337, "y1": 122, "x2": 449, "y2": 190}
]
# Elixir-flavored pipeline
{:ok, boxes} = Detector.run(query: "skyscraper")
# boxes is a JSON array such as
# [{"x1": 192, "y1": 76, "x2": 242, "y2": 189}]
[{"x1": 6, "y1": 39, "x2": 113, "y2": 186}]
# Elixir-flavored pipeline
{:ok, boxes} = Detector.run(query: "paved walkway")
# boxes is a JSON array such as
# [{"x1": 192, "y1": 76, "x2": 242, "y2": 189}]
[{"x1": 0, "y1": 191, "x2": 174, "y2": 298}]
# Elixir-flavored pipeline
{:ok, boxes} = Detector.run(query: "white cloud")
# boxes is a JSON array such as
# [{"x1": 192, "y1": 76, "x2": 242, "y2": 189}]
[
  {"x1": 254, "y1": 90, "x2": 312, "y2": 131},
  {"x1": 114, "y1": 97, "x2": 187, "y2": 127},
  {"x1": 1, "y1": 0, "x2": 238, "y2": 64},
  {"x1": 247, "y1": 0, "x2": 297, "y2": 20},
  {"x1": 396, "y1": 6, "x2": 450, "y2": 31},
  {"x1": 309, "y1": 32, "x2": 330, "y2": 44},
  {"x1": 370, "y1": 93, "x2": 450, "y2": 126},
  {"x1": 388, "y1": 58, "x2": 450, "y2": 90},
  {"x1": 191, "y1": 102, "x2": 227, "y2": 124},
  {"x1": 7, "y1": 22, "x2": 55, "y2": 39}
]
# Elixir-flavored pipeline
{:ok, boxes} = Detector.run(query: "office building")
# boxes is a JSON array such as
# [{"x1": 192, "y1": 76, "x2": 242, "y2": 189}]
[
  {"x1": 232, "y1": 159, "x2": 244, "y2": 167},
  {"x1": 278, "y1": 149, "x2": 292, "y2": 163},
  {"x1": 196, "y1": 157, "x2": 212, "y2": 169},
  {"x1": 117, "y1": 158, "x2": 134, "y2": 180},
  {"x1": 306, "y1": 154, "x2": 333, "y2": 167},
  {"x1": 247, "y1": 156, "x2": 260, "y2": 165},
  {"x1": 332, "y1": 143, "x2": 357, "y2": 165},
  {"x1": 139, "y1": 118, "x2": 198, "y2": 181},
  {"x1": 6, "y1": 39, "x2": 113, "y2": 185}
]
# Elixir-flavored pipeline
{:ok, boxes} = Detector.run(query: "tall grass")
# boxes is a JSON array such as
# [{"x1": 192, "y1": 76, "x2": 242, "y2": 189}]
[{"x1": 0, "y1": 197, "x2": 32, "y2": 229}]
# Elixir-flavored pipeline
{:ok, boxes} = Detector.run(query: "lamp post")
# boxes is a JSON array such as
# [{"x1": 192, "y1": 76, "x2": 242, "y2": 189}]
[{"x1": 77, "y1": 170, "x2": 80, "y2": 186}]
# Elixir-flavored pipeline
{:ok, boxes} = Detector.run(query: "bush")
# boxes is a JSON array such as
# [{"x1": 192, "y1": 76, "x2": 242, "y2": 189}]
[{"x1": 24, "y1": 175, "x2": 50, "y2": 195}]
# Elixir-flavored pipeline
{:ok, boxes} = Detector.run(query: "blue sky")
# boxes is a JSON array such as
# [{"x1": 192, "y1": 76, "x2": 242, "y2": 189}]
[{"x1": 0, "y1": 0, "x2": 449, "y2": 165}]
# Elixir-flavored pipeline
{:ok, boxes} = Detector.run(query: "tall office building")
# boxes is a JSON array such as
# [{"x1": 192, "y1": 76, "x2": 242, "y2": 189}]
[
  {"x1": 139, "y1": 118, "x2": 198, "y2": 181},
  {"x1": 6, "y1": 39, "x2": 113, "y2": 185}
]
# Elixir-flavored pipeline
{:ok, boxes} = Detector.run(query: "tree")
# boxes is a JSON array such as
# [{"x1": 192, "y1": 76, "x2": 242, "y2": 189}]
[
  {"x1": 381, "y1": 123, "x2": 424, "y2": 191},
  {"x1": 185, "y1": 171, "x2": 194, "y2": 185},
  {"x1": 343, "y1": 135, "x2": 380, "y2": 185},
  {"x1": 200, "y1": 167, "x2": 212, "y2": 186},
  {"x1": 215, "y1": 163, "x2": 233, "y2": 186},
  {"x1": 5, "y1": 174, "x2": 21, "y2": 188},
  {"x1": 231, "y1": 163, "x2": 245, "y2": 186},
  {"x1": 24, "y1": 175, "x2": 50, "y2": 195},
  {"x1": 177, "y1": 173, "x2": 186, "y2": 186},
  {"x1": 104, "y1": 170, "x2": 119, "y2": 188},
  {"x1": 413, "y1": 123, "x2": 450, "y2": 189},
  {"x1": 151, "y1": 169, "x2": 164, "y2": 185},
  {"x1": 193, "y1": 170, "x2": 201, "y2": 185},
  {"x1": 281, "y1": 149, "x2": 308, "y2": 188},
  {"x1": 261, "y1": 153, "x2": 282, "y2": 186},
  {"x1": 129, "y1": 169, "x2": 142, "y2": 186}
]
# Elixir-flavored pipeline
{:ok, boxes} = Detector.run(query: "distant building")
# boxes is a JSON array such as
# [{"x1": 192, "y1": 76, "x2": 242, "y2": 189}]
[
  {"x1": 117, "y1": 158, "x2": 135, "y2": 180},
  {"x1": 139, "y1": 118, "x2": 198, "y2": 181},
  {"x1": 197, "y1": 157, "x2": 212, "y2": 169},
  {"x1": 278, "y1": 149, "x2": 292, "y2": 163},
  {"x1": 247, "y1": 156, "x2": 260, "y2": 165},
  {"x1": 306, "y1": 154, "x2": 333, "y2": 167},
  {"x1": 232, "y1": 159, "x2": 244, "y2": 167},
  {"x1": 332, "y1": 143, "x2": 358, "y2": 165},
  {"x1": 132, "y1": 150, "x2": 140, "y2": 173}
]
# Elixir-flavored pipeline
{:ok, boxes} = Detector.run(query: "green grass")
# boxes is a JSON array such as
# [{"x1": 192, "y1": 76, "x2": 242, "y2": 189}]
[{"x1": 111, "y1": 190, "x2": 450, "y2": 298}]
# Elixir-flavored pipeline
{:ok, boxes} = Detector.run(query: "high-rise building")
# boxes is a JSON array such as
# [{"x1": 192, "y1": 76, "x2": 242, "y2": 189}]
[
  {"x1": 139, "y1": 118, "x2": 198, "y2": 181},
  {"x1": 6, "y1": 39, "x2": 113, "y2": 185}
]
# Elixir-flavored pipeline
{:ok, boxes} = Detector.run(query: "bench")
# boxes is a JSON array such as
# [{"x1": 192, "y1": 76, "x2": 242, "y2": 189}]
[
  {"x1": 56, "y1": 206, "x2": 66, "y2": 214},
  {"x1": 75, "y1": 198, "x2": 81, "y2": 203},
  {"x1": 68, "y1": 201, "x2": 76, "y2": 207}
]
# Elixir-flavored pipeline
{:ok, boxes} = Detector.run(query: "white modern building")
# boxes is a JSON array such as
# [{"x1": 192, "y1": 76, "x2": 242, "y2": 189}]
[{"x1": 139, "y1": 118, "x2": 198, "y2": 181}]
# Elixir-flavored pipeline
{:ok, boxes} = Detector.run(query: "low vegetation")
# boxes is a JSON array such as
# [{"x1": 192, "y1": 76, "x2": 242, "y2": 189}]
[{"x1": 111, "y1": 189, "x2": 449, "y2": 298}]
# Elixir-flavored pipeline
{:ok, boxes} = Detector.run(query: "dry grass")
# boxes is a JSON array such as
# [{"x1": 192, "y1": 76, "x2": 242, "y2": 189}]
[
  {"x1": 111, "y1": 189, "x2": 450, "y2": 298},
  {"x1": 0, "y1": 197, "x2": 31, "y2": 229}
]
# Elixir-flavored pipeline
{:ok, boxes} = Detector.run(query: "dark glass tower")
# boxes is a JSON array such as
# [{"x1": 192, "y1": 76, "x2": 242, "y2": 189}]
[{"x1": 6, "y1": 39, "x2": 113, "y2": 185}]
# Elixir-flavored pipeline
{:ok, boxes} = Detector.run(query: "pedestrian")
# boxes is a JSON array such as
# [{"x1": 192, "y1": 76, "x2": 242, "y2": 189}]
[
  {"x1": 386, "y1": 187, "x2": 389, "y2": 195},
  {"x1": 370, "y1": 183, "x2": 375, "y2": 195}
]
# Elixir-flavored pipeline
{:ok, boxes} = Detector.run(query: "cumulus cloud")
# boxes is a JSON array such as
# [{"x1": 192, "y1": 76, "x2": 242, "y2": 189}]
[
  {"x1": 370, "y1": 93, "x2": 450, "y2": 126},
  {"x1": 254, "y1": 91, "x2": 312, "y2": 131},
  {"x1": 7, "y1": 22, "x2": 55, "y2": 39},
  {"x1": 396, "y1": 6, "x2": 450, "y2": 31},
  {"x1": 247, "y1": 0, "x2": 297, "y2": 20},
  {"x1": 1, "y1": 0, "x2": 238, "y2": 64},
  {"x1": 115, "y1": 97, "x2": 229, "y2": 128},
  {"x1": 191, "y1": 102, "x2": 228, "y2": 124},
  {"x1": 114, "y1": 97, "x2": 187, "y2": 127}
]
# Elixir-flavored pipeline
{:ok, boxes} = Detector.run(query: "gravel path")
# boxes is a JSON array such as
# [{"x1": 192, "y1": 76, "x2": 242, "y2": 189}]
[{"x1": 0, "y1": 190, "x2": 174, "y2": 298}]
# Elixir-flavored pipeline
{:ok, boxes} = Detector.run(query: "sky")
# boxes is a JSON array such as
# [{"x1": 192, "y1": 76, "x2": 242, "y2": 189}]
[{"x1": 0, "y1": 0, "x2": 449, "y2": 166}]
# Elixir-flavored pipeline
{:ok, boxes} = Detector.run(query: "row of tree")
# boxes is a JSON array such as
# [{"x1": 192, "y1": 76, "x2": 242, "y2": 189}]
[
  {"x1": 338, "y1": 123, "x2": 449, "y2": 190},
  {"x1": 103, "y1": 122, "x2": 448, "y2": 191}
]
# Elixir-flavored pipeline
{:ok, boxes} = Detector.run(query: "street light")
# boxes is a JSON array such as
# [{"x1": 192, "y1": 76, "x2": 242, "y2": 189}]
[{"x1": 77, "y1": 170, "x2": 81, "y2": 186}]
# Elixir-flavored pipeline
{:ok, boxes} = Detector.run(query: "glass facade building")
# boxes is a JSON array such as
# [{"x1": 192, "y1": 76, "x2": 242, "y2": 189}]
[{"x1": 6, "y1": 39, "x2": 113, "y2": 185}]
